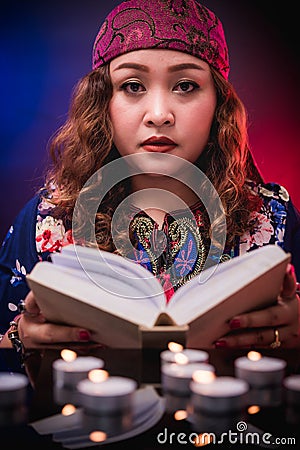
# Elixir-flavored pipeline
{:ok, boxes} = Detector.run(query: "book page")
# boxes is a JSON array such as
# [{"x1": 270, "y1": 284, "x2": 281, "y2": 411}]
[
  {"x1": 167, "y1": 245, "x2": 290, "y2": 325},
  {"x1": 52, "y1": 245, "x2": 164, "y2": 300},
  {"x1": 28, "y1": 261, "x2": 165, "y2": 329}
]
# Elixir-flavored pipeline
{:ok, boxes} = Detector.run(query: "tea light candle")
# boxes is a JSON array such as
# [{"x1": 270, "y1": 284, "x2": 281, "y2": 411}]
[
  {"x1": 283, "y1": 374, "x2": 300, "y2": 406},
  {"x1": 190, "y1": 376, "x2": 249, "y2": 414},
  {"x1": 283, "y1": 375, "x2": 300, "y2": 426},
  {"x1": 234, "y1": 352, "x2": 286, "y2": 387},
  {"x1": 0, "y1": 373, "x2": 28, "y2": 407},
  {"x1": 77, "y1": 375, "x2": 137, "y2": 414},
  {"x1": 160, "y1": 348, "x2": 209, "y2": 367},
  {"x1": 162, "y1": 362, "x2": 215, "y2": 395},
  {"x1": 0, "y1": 373, "x2": 29, "y2": 426},
  {"x1": 53, "y1": 353, "x2": 105, "y2": 390}
]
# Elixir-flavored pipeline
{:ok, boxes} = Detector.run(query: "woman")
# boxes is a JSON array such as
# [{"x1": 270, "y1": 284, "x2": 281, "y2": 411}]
[{"x1": 0, "y1": 0, "x2": 299, "y2": 353}]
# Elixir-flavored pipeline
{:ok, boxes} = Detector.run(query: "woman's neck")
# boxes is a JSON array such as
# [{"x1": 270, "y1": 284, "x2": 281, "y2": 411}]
[{"x1": 130, "y1": 174, "x2": 199, "y2": 227}]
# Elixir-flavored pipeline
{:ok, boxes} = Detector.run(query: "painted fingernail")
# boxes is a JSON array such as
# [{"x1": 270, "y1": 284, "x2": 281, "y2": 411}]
[
  {"x1": 229, "y1": 319, "x2": 241, "y2": 329},
  {"x1": 79, "y1": 330, "x2": 91, "y2": 341},
  {"x1": 214, "y1": 340, "x2": 228, "y2": 348}
]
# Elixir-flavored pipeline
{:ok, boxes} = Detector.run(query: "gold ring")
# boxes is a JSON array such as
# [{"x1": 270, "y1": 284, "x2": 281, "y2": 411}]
[{"x1": 270, "y1": 329, "x2": 281, "y2": 348}]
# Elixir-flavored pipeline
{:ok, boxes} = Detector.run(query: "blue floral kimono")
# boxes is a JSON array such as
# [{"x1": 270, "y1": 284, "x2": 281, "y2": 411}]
[{"x1": 1, "y1": 181, "x2": 299, "y2": 335}]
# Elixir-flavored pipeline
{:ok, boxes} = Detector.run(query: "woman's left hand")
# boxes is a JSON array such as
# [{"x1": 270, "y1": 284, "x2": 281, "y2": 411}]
[{"x1": 215, "y1": 263, "x2": 300, "y2": 348}]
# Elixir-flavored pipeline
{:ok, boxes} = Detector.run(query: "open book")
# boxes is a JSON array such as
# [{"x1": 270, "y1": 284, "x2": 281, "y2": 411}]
[{"x1": 26, "y1": 244, "x2": 290, "y2": 349}]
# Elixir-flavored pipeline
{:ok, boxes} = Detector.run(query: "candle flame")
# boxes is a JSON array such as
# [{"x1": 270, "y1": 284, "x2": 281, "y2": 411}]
[
  {"x1": 174, "y1": 410, "x2": 188, "y2": 421},
  {"x1": 89, "y1": 431, "x2": 107, "y2": 443},
  {"x1": 168, "y1": 341, "x2": 184, "y2": 352},
  {"x1": 60, "y1": 349, "x2": 77, "y2": 362},
  {"x1": 192, "y1": 370, "x2": 216, "y2": 384},
  {"x1": 247, "y1": 351, "x2": 262, "y2": 361},
  {"x1": 174, "y1": 352, "x2": 189, "y2": 365},
  {"x1": 248, "y1": 405, "x2": 260, "y2": 415},
  {"x1": 88, "y1": 369, "x2": 109, "y2": 383},
  {"x1": 61, "y1": 404, "x2": 77, "y2": 416}
]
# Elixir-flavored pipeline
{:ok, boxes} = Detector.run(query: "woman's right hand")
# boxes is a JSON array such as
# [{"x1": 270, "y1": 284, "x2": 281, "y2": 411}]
[{"x1": 18, "y1": 291, "x2": 92, "y2": 348}]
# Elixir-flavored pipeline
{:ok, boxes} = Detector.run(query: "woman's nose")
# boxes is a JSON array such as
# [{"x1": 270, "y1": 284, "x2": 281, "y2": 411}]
[{"x1": 143, "y1": 92, "x2": 175, "y2": 127}]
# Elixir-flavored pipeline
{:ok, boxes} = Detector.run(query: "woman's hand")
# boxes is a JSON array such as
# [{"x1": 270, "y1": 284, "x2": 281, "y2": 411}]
[
  {"x1": 214, "y1": 263, "x2": 300, "y2": 348},
  {"x1": 17, "y1": 291, "x2": 92, "y2": 348}
]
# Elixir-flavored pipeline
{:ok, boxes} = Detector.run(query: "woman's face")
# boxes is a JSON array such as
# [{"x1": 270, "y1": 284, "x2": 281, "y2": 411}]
[{"x1": 109, "y1": 49, "x2": 216, "y2": 173}]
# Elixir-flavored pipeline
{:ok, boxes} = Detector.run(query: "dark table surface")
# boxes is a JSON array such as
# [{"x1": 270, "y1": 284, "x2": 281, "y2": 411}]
[{"x1": 1, "y1": 345, "x2": 300, "y2": 449}]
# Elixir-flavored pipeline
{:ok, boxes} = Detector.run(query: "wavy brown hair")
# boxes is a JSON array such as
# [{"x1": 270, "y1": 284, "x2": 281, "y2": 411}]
[
  {"x1": 43, "y1": 64, "x2": 263, "y2": 252},
  {"x1": 201, "y1": 67, "x2": 264, "y2": 246}
]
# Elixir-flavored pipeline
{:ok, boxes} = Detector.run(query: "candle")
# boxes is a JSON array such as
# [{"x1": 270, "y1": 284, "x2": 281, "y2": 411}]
[
  {"x1": 0, "y1": 373, "x2": 29, "y2": 426},
  {"x1": 77, "y1": 375, "x2": 137, "y2": 414},
  {"x1": 0, "y1": 373, "x2": 28, "y2": 406},
  {"x1": 234, "y1": 351, "x2": 286, "y2": 387},
  {"x1": 190, "y1": 376, "x2": 249, "y2": 414},
  {"x1": 283, "y1": 374, "x2": 300, "y2": 426},
  {"x1": 53, "y1": 353, "x2": 105, "y2": 390},
  {"x1": 160, "y1": 348, "x2": 209, "y2": 367},
  {"x1": 52, "y1": 350, "x2": 104, "y2": 405},
  {"x1": 164, "y1": 367, "x2": 216, "y2": 414},
  {"x1": 161, "y1": 362, "x2": 215, "y2": 395},
  {"x1": 283, "y1": 374, "x2": 300, "y2": 405},
  {"x1": 76, "y1": 374, "x2": 137, "y2": 435}
]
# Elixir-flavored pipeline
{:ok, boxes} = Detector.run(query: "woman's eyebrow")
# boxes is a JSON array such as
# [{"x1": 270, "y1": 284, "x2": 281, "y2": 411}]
[
  {"x1": 168, "y1": 63, "x2": 205, "y2": 72},
  {"x1": 112, "y1": 62, "x2": 206, "y2": 72},
  {"x1": 112, "y1": 63, "x2": 149, "y2": 72}
]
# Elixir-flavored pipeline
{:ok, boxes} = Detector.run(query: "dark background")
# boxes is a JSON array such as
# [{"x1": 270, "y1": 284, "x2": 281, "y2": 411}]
[{"x1": 1, "y1": 0, "x2": 299, "y2": 242}]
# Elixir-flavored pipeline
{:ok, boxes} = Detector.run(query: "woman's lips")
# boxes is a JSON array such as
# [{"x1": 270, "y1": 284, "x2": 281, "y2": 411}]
[
  {"x1": 142, "y1": 143, "x2": 177, "y2": 152},
  {"x1": 141, "y1": 137, "x2": 177, "y2": 152}
]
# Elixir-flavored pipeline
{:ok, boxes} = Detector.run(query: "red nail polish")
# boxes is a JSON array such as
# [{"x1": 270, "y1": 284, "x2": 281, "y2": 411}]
[
  {"x1": 79, "y1": 330, "x2": 90, "y2": 341},
  {"x1": 229, "y1": 319, "x2": 241, "y2": 329},
  {"x1": 288, "y1": 265, "x2": 295, "y2": 276},
  {"x1": 214, "y1": 340, "x2": 228, "y2": 348}
]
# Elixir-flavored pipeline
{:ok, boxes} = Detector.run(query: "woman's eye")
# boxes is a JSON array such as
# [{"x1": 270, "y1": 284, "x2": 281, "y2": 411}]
[
  {"x1": 120, "y1": 81, "x2": 145, "y2": 93},
  {"x1": 175, "y1": 81, "x2": 199, "y2": 93}
]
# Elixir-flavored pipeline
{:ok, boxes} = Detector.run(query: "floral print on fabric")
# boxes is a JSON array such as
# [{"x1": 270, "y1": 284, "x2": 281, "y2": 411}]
[
  {"x1": 36, "y1": 216, "x2": 73, "y2": 253},
  {"x1": 35, "y1": 195, "x2": 73, "y2": 253},
  {"x1": 240, "y1": 183, "x2": 289, "y2": 254},
  {"x1": 175, "y1": 238, "x2": 197, "y2": 277},
  {"x1": 10, "y1": 259, "x2": 27, "y2": 287},
  {"x1": 240, "y1": 212, "x2": 274, "y2": 253}
]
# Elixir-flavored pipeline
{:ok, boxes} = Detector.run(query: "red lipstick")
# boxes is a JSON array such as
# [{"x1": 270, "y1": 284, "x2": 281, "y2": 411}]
[{"x1": 141, "y1": 136, "x2": 177, "y2": 152}]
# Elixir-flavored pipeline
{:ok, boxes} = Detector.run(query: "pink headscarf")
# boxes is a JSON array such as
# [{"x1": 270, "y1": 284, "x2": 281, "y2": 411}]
[{"x1": 92, "y1": 0, "x2": 229, "y2": 79}]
